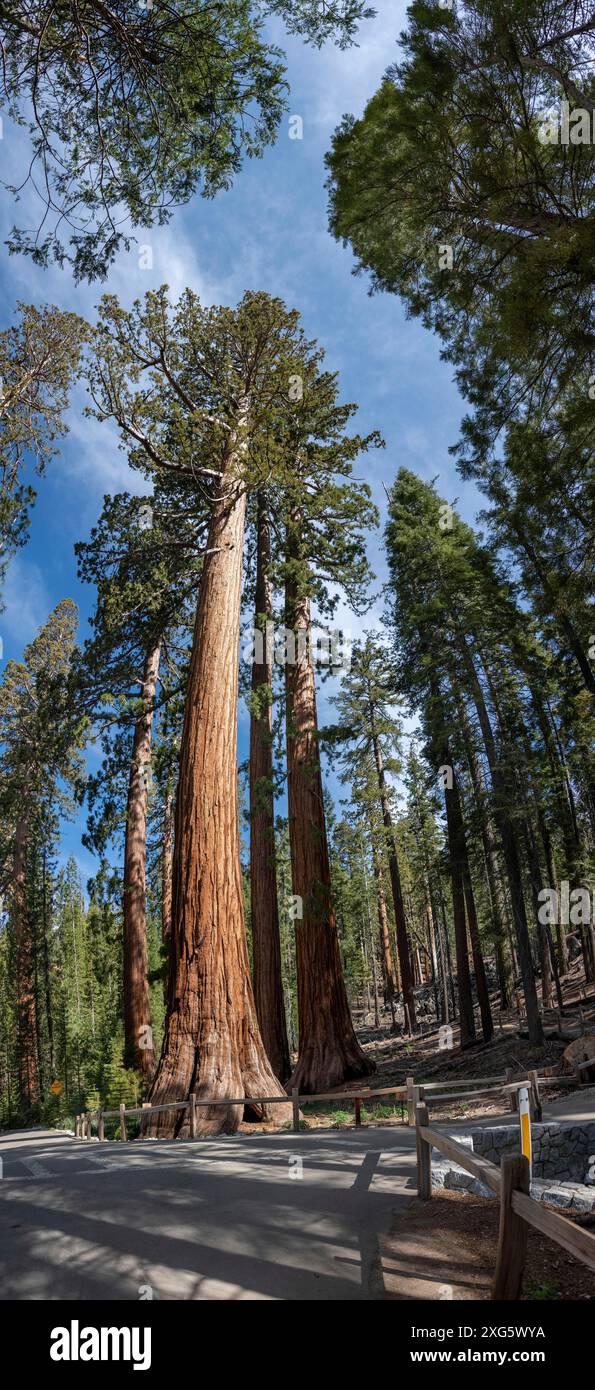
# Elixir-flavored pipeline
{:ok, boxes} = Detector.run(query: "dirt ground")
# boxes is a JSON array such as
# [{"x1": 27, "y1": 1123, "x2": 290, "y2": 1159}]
[
  {"x1": 380, "y1": 1190, "x2": 595, "y2": 1301},
  {"x1": 289, "y1": 963, "x2": 595, "y2": 1130}
]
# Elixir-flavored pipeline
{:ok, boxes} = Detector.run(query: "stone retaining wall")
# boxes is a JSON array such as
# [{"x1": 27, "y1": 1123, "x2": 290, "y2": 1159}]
[{"x1": 431, "y1": 1120, "x2": 595, "y2": 1213}]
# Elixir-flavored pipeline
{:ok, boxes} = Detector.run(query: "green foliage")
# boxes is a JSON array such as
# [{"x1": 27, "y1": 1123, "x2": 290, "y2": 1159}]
[
  {"x1": 2, "y1": 1, "x2": 372, "y2": 278},
  {"x1": 0, "y1": 305, "x2": 88, "y2": 597}
]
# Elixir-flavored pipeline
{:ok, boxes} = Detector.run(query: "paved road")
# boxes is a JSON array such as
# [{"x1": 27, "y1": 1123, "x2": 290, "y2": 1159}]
[{"x1": 0, "y1": 1125, "x2": 417, "y2": 1301}]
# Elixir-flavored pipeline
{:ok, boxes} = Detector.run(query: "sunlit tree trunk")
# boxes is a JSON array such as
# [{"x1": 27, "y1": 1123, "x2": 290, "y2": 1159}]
[
  {"x1": 13, "y1": 817, "x2": 39, "y2": 1112},
  {"x1": 250, "y1": 493, "x2": 290, "y2": 1082},
  {"x1": 368, "y1": 705, "x2": 417, "y2": 1033},
  {"x1": 284, "y1": 539, "x2": 375, "y2": 1093},
  {"x1": 371, "y1": 830, "x2": 397, "y2": 1023},
  {"x1": 161, "y1": 784, "x2": 174, "y2": 944},
  {"x1": 123, "y1": 639, "x2": 160, "y2": 1081},
  {"x1": 148, "y1": 412, "x2": 291, "y2": 1135}
]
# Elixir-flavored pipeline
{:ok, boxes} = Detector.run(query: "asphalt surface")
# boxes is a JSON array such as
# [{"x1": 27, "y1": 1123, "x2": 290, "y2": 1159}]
[{"x1": 0, "y1": 1124, "x2": 417, "y2": 1301}]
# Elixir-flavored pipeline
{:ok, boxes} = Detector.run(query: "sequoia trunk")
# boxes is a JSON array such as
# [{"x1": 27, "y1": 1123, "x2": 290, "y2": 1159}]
[
  {"x1": 285, "y1": 556, "x2": 375, "y2": 1093},
  {"x1": 148, "y1": 415, "x2": 291, "y2": 1135},
  {"x1": 161, "y1": 784, "x2": 174, "y2": 944},
  {"x1": 249, "y1": 493, "x2": 290, "y2": 1082},
  {"x1": 123, "y1": 639, "x2": 160, "y2": 1080}
]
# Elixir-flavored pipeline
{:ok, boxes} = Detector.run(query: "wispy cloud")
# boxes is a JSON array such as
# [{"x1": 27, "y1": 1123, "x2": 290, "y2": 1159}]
[{"x1": 1, "y1": 554, "x2": 54, "y2": 651}]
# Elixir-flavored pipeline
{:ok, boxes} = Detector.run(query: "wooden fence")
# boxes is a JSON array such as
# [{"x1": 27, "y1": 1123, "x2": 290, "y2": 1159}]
[
  {"x1": 403, "y1": 1067, "x2": 585, "y2": 1126},
  {"x1": 74, "y1": 1082, "x2": 409, "y2": 1140},
  {"x1": 74, "y1": 1064, "x2": 591, "y2": 1140},
  {"x1": 414, "y1": 1100, "x2": 595, "y2": 1299}
]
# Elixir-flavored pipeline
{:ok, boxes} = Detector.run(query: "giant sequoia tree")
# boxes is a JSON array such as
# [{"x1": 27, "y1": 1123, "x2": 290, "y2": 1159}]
[
  {"x1": 1, "y1": 1, "x2": 372, "y2": 278},
  {"x1": 248, "y1": 492, "x2": 290, "y2": 1082},
  {"x1": 86, "y1": 287, "x2": 339, "y2": 1133},
  {"x1": 274, "y1": 366, "x2": 380, "y2": 1091}
]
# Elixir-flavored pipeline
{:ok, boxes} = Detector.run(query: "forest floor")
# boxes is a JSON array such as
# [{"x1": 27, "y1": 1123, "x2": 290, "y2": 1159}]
[
  {"x1": 294, "y1": 958, "x2": 595, "y2": 1131},
  {"x1": 380, "y1": 1190, "x2": 595, "y2": 1301}
]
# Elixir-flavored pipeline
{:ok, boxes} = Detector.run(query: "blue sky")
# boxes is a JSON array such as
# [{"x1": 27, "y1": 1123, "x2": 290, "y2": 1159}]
[{"x1": 0, "y1": 1, "x2": 481, "y2": 883}]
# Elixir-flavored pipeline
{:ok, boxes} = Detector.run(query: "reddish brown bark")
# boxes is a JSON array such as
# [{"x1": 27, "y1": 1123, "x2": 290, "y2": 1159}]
[
  {"x1": 250, "y1": 493, "x2": 290, "y2": 1082},
  {"x1": 123, "y1": 640, "x2": 160, "y2": 1080},
  {"x1": 147, "y1": 420, "x2": 291, "y2": 1136},
  {"x1": 285, "y1": 563, "x2": 375, "y2": 1093},
  {"x1": 161, "y1": 784, "x2": 174, "y2": 944},
  {"x1": 13, "y1": 817, "x2": 39, "y2": 1112},
  {"x1": 371, "y1": 831, "x2": 397, "y2": 1005}
]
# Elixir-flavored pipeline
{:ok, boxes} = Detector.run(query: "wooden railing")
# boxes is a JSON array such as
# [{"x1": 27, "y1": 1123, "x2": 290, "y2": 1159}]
[
  {"x1": 404, "y1": 1066, "x2": 586, "y2": 1126},
  {"x1": 414, "y1": 1100, "x2": 595, "y2": 1299},
  {"x1": 74, "y1": 1063, "x2": 591, "y2": 1139},
  {"x1": 74, "y1": 1082, "x2": 408, "y2": 1140}
]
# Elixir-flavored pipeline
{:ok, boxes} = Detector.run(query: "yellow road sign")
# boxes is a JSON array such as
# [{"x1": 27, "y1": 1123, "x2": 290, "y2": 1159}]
[{"x1": 50, "y1": 1080, "x2": 62, "y2": 1095}]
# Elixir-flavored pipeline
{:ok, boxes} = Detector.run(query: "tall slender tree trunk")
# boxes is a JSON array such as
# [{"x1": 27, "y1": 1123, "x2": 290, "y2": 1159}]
[
  {"x1": 462, "y1": 861, "x2": 494, "y2": 1042},
  {"x1": 250, "y1": 493, "x2": 290, "y2": 1082},
  {"x1": 41, "y1": 846, "x2": 55, "y2": 1076},
  {"x1": 161, "y1": 783, "x2": 174, "y2": 944},
  {"x1": 148, "y1": 413, "x2": 291, "y2": 1136},
  {"x1": 284, "y1": 547, "x2": 375, "y2": 1092},
  {"x1": 368, "y1": 704, "x2": 417, "y2": 1033},
  {"x1": 123, "y1": 639, "x2": 160, "y2": 1081},
  {"x1": 443, "y1": 771, "x2": 476, "y2": 1048},
  {"x1": 13, "y1": 817, "x2": 39, "y2": 1112},
  {"x1": 371, "y1": 829, "x2": 397, "y2": 1018},
  {"x1": 454, "y1": 633, "x2": 544, "y2": 1045},
  {"x1": 360, "y1": 840, "x2": 380, "y2": 1028},
  {"x1": 457, "y1": 692, "x2": 512, "y2": 1007}
]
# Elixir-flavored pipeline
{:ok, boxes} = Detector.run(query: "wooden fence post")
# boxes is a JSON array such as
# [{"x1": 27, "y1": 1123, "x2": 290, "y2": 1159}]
[
  {"x1": 189, "y1": 1094, "x2": 197, "y2": 1139},
  {"x1": 528, "y1": 1069, "x2": 542, "y2": 1123},
  {"x1": 506, "y1": 1069, "x2": 518, "y2": 1113},
  {"x1": 406, "y1": 1076, "x2": 415, "y2": 1126},
  {"x1": 354, "y1": 1097, "x2": 362, "y2": 1127},
  {"x1": 98, "y1": 1112, "x2": 105, "y2": 1141},
  {"x1": 292, "y1": 1089, "x2": 300, "y2": 1134},
  {"x1": 416, "y1": 1102, "x2": 432, "y2": 1200},
  {"x1": 119, "y1": 1102, "x2": 127, "y2": 1141},
  {"x1": 492, "y1": 1154, "x2": 530, "y2": 1300}
]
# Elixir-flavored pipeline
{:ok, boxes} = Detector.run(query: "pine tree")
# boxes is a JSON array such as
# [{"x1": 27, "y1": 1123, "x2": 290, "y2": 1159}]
[
  {"x1": 384, "y1": 469, "x2": 547, "y2": 1045},
  {"x1": 77, "y1": 487, "x2": 201, "y2": 1081},
  {"x1": 334, "y1": 637, "x2": 418, "y2": 1033},
  {"x1": 0, "y1": 601, "x2": 85, "y2": 1115}
]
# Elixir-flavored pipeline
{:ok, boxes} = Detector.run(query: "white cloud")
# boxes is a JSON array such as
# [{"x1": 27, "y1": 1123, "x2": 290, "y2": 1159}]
[{"x1": 1, "y1": 554, "x2": 54, "y2": 649}]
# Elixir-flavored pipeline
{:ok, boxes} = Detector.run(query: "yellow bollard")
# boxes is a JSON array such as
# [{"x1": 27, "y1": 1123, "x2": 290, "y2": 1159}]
[{"x1": 518, "y1": 1084, "x2": 532, "y2": 1179}]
